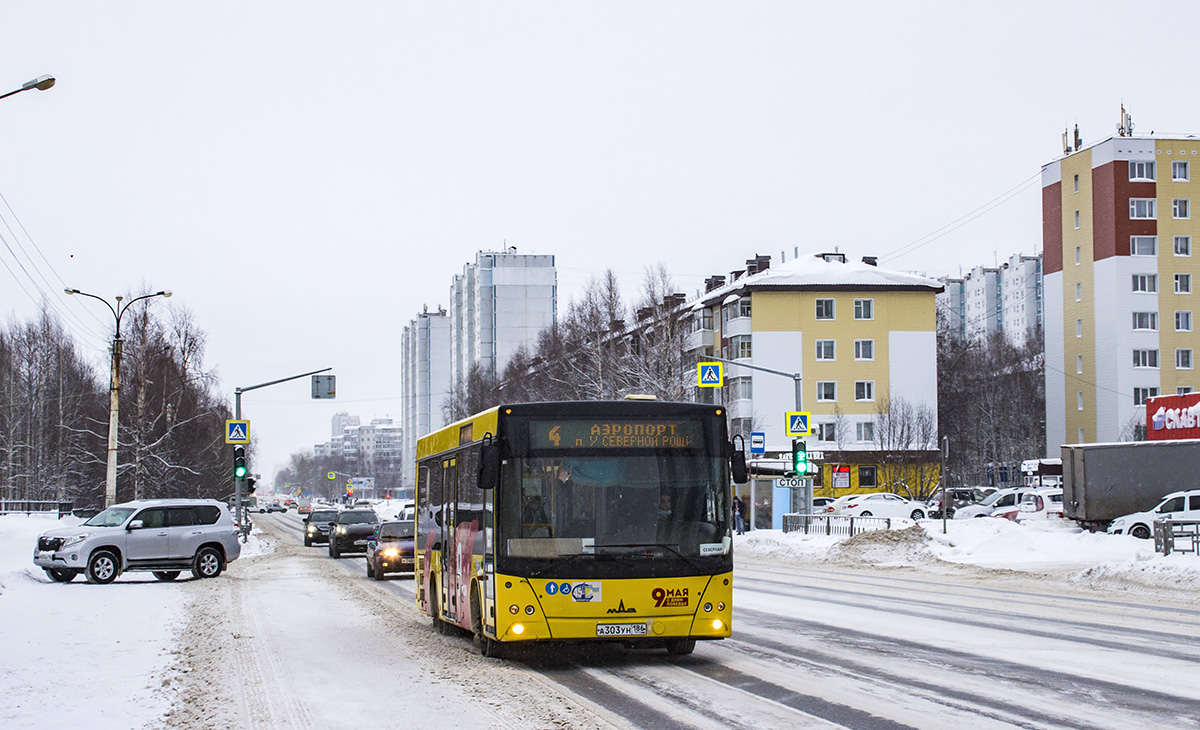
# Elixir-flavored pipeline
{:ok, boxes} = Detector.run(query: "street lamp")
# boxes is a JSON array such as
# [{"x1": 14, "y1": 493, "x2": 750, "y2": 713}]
[
  {"x1": 65, "y1": 288, "x2": 173, "y2": 507},
  {"x1": 0, "y1": 75, "x2": 56, "y2": 101}
]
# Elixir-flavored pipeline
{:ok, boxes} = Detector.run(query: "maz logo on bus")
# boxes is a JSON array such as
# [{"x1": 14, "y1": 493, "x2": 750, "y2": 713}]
[{"x1": 652, "y1": 587, "x2": 689, "y2": 608}]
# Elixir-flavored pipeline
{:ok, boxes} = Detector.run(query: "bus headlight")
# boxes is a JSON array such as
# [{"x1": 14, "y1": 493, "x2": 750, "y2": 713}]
[
  {"x1": 511, "y1": 623, "x2": 525, "y2": 635},
  {"x1": 712, "y1": 619, "x2": 724, "y2": 631}
]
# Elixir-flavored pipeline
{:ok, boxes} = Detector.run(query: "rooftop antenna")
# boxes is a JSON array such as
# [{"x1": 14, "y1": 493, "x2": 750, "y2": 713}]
[
  {"x1": 1062, "y1": 128, "x2": 1070, "y2": 155},
  {"x1": 1074, "y1": 123, "x2": 1082, "y2": 151},
  {"x1": 780, "y1": 249, "x2": 786, "y2": 263},
  {"x1": 1118, "y1": 104, "x2": 1134, "y2": 137}
]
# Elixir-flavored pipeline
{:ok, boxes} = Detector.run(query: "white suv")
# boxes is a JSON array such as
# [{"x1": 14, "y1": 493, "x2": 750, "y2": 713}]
[
  {"x1": 1108, "y1": 490, "x2": 1200, "y2": 539},
  {"x1": 33, "y1": 499, "x2": 242, "y2": 584}
]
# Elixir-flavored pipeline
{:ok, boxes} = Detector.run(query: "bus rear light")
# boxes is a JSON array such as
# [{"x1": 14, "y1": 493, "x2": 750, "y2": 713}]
[
  {"x1": 525, "y1": 605, "x2": 535, "y2": 615},
  {"x1": 511, "y1": 623, "x2": 525, "y2": 635},
  {"x1": 509, "y1": 605, "x2": 519, "y2": 614},
  {"x1": 712, "y1": 619, "x2": 724, "y2": 631}
]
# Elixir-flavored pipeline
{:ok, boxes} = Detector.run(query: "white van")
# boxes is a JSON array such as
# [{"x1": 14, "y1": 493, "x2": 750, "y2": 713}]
[{"x1": 1107, "y1": 490, "x2": 1200, "y2": 539}]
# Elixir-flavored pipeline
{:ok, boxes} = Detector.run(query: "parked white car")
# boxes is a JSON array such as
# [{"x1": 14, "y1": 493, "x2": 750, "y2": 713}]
[
  {"x1": 1013, "y1": 487, "x2": 1064, "y2": 522},
  {"x1": 1107, "y1": 490, "x2": 1200, "y2": 539},
  {"x1": 825, "y1": 492, "x2": 926, "y2": 520},
  {"x1": 954, "y1": 487, "x2": 1039, "y2": 519}
]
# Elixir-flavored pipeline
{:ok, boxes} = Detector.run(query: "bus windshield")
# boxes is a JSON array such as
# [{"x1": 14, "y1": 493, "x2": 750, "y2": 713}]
[{"x1": 500, "y1": 454, "x2": 728, "y2": 560}]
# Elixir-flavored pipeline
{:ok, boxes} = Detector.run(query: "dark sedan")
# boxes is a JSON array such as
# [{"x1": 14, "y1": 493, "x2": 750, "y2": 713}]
[
  {"x1": 304, "y1": 508, "x2": 340, "y2": 546},
  {"x1": 366, "y1": 520, "x2": 416, "y2": 580},
  {"x1": 328, "y1": 509, "x2": 380, "y2": 558}
]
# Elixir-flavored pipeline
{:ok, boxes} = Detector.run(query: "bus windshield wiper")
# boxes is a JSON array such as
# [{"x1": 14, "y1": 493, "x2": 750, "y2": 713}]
[
  {"x1": 596, "y1": 543, "x2": 705, "y2": 571},
  {"x1": 527, "y1": 552, "x2": 602, "y2": 578}
]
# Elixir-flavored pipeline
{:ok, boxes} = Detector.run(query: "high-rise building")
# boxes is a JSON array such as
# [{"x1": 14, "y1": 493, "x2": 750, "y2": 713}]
[
  {"x1": 937, "y1": 254, "x2": 1042, "y2": 347},
  {"x1": 400, "y1": 307, "x2": 452, "y2": 490},
  {"x1": 1043, "y1": 129, "x2": 1200, "y2": 452},
  {"x1": 330, "y1": 412, "x2": 359, "y2": 438},
  {"x1": 449, "y1": 249, "x2": 557, "y2": 386}
]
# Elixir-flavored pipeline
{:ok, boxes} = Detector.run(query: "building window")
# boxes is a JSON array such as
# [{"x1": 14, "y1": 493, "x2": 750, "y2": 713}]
[
  {"x1": 1130, "y1": 236, "x2": 1157, "y2": 256},
  {"x1": 1078, "y1": 427, "x2": 1086, "y2": 442},
  {"x1": 1076, "y1": 318, "x2": 1083, "y2": 338},
  {"x1": 1077, "y1": 391, "x2": 1084, "y2": 410},
  {"x1": 1134, "y1": 387, "x2": 1160, "y2": 406},
  {"x1": 815, "y1": 299, "x2": 835, "y2": 320},
  {"x1": 738, "y1": 297, "x2": 752, "y2": 318},
  {"x1": 816, "y1": 381, "x2": 837, "y2": 402},
  {"x1": 817, "y1": 423, "x2": 836, "y2": 442},
  {"x1": 1176, "y1": 273, "x2": 1192, "y2": 294},
  {"x1": 855, "y1": 381, "x2": 874, "y2": 402},
  {"x1": 1174, "y1": 161, "x2": 1190, "y2": 182},
  {"x1": 1077, "y1": 354, "x2": 1084, "y2": 374},
  {"x1": 854, "y1": 339, "x2": 874, "y2": 361},
  {"x1": 693, "y1": 309, "x2": 713, "y2": 331},
  {"x1": 730, "y1": 335, "x2": 752, "y2": 359},
  {"x1": 1133, "y1": 349, "x2": 1160, "y2": 368},
  {"x1": 1075, "y1": 282, "x2": 1082, "y2": 301},
  {"x1": 1073, "y1": 173, "x2": 1080, "y2": 193},
  {"x1": 1132, "y1": 312, "x2": 1158, "y2": 330},
  {"x1": 1132, "y1": 274, "x2": 1158, "y2": 293},
  {"x1": 858, "y1": 464, "x2": 877, "y2": 487},
  {"x1": 856, "y1": 422, "x2": 875, "y2": 442},
  {"x1": 854, "y1": 298, "x2": 874, "y2": 320},
  {"x1": 1176, "y1": 236, "x2": 1192, "y2": 257},
  {"x1": 815, "y1": 339, "x2": 836, "y2": 361},
  {"x1": 1175, "y1": 199, "x2": 1191, "y2": 219},
  {"x1": 1179, "y1": 386, "x2": 1194, "y2": 395},
  {"x1": 1075, "y1": 246, "x2": 1081, "y2": 265},
  {"x1": 1129, "y1": 160, "x2": 1156, "y2": 181},
  {"x1": 1130, "y1": 198, "x2": 1157, "y2": 219},
  {"x1": 728, "y1": 376, "x2": 753, "y2": 400},
  {"x1": 1179, "y1": 349, "x2": 1194, "y2": 370},
  {"x1": 1177, "y1": 311, "x2": 1193, "y2": 331},
  {"x1": 1074, "y1": 210, "x2": 1080, "y2": 229}
]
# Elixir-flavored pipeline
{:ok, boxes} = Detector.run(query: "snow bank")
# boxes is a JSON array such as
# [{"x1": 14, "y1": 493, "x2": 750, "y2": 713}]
[
  {"x1": 735, "y1": 518, "x2": 1200, "y2": 596},
  {"x1": 0, "y1": 514, "x2": 183, "y2": 729}
]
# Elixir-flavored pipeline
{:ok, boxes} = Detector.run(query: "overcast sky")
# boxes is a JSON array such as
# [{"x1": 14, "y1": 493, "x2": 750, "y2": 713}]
[{"x1": 3, "y1": 1, "x2": 1198, "y2": 485}]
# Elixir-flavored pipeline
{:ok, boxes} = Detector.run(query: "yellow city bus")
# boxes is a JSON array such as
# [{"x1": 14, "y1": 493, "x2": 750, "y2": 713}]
[{"x1": 415, "y1": 399, "x2": 747, "y2": 658}]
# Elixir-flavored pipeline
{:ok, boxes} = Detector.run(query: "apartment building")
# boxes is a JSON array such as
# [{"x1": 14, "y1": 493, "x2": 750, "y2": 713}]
[
  {"x1": 938, "y1": 253, "x2": 1042, "y2": 347},
  {"x1": 400, "y1": 307, "x2": 452, "y2": 490},
  {"x1": 1043, "y1": 130, "x2": 1200, "y2": 450}
]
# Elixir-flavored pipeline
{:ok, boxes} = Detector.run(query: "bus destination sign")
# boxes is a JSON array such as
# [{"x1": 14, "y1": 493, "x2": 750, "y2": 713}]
[{"x1": 531, "y1": 420, "x2": 703, "y2": 450}]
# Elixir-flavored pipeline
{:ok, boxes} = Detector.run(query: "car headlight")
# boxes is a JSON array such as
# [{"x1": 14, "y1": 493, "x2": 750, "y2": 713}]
[
  {"x1": 62, "y1": 533, "x2": 88, "y2": 548},
  {"x1": 382, "y1": 547, "x2": 399, "y2": 557},
  {"x1": 337, "y1": 526, "x2": 347, "y2": 534},
  {"x1": 307, "y1": 525, "x2": 316, "y2": 532}
]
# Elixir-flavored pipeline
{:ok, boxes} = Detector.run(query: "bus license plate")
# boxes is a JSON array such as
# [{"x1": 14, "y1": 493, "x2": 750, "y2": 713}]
[{"x1": 595, "y1": 623, "x2": 648, "y2": 637}]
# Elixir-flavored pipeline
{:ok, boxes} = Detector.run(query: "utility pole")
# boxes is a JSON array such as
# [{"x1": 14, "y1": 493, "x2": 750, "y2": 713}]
[{"x1": 941, "y1": 436, "x2": 950, "y2": 534}]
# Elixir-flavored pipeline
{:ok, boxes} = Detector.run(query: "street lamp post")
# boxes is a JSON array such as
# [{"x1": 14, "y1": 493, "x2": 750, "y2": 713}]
[
  {"x1": 65, "y1": 288, "x2": 172, "y2": 507},
  {"x1": 0, "y1": 75, "x2": 56, "y2": 101}
]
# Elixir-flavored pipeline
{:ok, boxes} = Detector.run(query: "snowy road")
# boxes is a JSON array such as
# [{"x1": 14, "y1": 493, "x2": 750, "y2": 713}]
[{"x1": 174, "y1": 514, "x2": 1200, "y2": 730}]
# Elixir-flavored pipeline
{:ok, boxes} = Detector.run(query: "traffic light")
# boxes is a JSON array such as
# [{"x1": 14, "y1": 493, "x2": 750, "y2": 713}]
[
  {"x1": 233, "y1": 445, "x2": 247, "y2": 480},
  {"x1": 245, "y1": 475, "x2": 256, "y2": 494},
  {"x1": 791, "y1": 439, "x2": 807, "y2": 476}
]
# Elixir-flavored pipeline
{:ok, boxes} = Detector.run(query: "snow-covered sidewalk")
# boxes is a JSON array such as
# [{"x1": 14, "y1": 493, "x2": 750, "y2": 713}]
[{"x1": 734, "y1": 517, "x2": 1200, "y2": 597}]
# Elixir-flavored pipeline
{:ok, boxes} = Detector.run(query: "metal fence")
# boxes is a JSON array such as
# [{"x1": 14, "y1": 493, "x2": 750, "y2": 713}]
[
  {"x1": 0, "y1": 500, "x2": 75, "y2": 518},
  {"x1": 1154, "y1": 519, "x2": 1200, "y2": 556},
  {"x1": 782, "y1": 513, "x2": 894, "y2": 537}
]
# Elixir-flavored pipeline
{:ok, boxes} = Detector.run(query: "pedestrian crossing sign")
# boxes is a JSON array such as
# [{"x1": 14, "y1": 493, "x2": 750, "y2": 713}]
[
  {"x1": 785, "y1": 412, "x2": 811, "y2": 437},
  {"x1": 225, "y1": 420, "x2": 250, "y2": 444},
  {"x1": 697, "y1": 362, "x2": 724, "y2": 388}
]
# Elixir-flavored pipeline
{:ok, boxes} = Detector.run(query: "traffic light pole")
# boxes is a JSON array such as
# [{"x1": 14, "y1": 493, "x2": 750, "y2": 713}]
[{"x1": 233, "y1": 367, "x2": 332, "y2": 539}]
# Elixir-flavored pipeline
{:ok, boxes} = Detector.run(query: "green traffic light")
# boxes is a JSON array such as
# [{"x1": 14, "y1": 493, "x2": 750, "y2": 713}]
[{"x1": 791, "y1": 439, "x2": 807, "y2": 474}]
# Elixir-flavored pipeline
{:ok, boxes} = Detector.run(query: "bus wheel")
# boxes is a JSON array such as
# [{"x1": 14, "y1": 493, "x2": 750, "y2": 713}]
[
  {"x1": 665, "y1": 638, "x2": 696, "y2": 656},
  {"x1": 432, "y1": 593, "x2": 446, "y2": 635},
  {"x1": 472, "y1": 592, "x2": 505, "y2": 658}
]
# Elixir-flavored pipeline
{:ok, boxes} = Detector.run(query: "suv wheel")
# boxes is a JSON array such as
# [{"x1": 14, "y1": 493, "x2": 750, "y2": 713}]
[
  {"x1": 304, "y1": 535, "x2": 312, "y2": 547},
  {"x1": 1130, "y1": 523, "x2": 1152, "y2": 540},
  {"x1": 373, "y1": 561, "x2": 386, "y2": 581},
  {"x1": 153, "y1": 571, "x2": 181, "y2": 581},
  {"x1": 329, "y1": 542, "x2": 341, "y2": 559},
  {"x1": 192, "y1": 547, "x2": 223, "y2": 579},
  {"x1": 45, "y1": 568, "x2": 77, "y2": 583},
  {"x1": 86, "y1": 550, "x2": 119, "y2": 584}
]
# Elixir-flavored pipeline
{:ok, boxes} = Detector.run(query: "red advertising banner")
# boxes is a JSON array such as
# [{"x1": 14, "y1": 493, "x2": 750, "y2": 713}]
[{"x1": 1146, "y1": 392, "x2": 1200, "y2": 440}]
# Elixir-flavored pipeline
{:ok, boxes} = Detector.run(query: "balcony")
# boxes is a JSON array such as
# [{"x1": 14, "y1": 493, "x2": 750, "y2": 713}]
[{"x1": 684, "y1": 328, "x2": 714, "y2": 352}]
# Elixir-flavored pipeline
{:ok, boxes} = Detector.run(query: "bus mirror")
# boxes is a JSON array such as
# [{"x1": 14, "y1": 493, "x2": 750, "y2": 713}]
[
  {"x1": 730, "y1": 439, "x2": 748, "y2": 484},
  {"x1": 478, "y1": 441, "x2": 501, "y2": 490}
]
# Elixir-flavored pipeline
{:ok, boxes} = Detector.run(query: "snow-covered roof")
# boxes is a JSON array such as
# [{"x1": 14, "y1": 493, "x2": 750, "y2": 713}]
[{"x1": 689, "y1": 252, "x2": 943, "y2": 309}]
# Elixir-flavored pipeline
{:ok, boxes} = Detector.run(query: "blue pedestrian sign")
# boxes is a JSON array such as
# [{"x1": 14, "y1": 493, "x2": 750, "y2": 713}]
[
  {"x1": 785, "y1": 411, "x2": 811, "y2": 437},
  {"x1": 225, "y1": 420, "x2": 250, "y2": 444},
  {"x1": 750, "y1": 431, "x2": 766, "y2": 454},
  {"x1": 697, "y1": 362, "x2": 724, "y2": 388}
]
